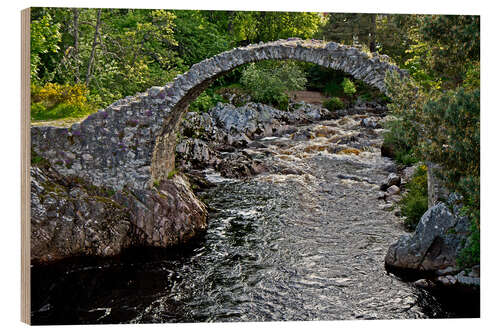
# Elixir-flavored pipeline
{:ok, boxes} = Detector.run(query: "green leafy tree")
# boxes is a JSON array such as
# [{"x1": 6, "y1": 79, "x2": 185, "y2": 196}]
[
  {"x1": 231, "y1": 11, "x2": 324, "y2": 44},
  {"x1": 383, "y1": 71, "x2": 430, "y2": 164},
  {"x1": 375, "y1": 14, "x2": 420, "y2": 65},
  {"x1": 320, "y1": 13, "x2": 377, "y2": 51},
  {"x1": 30, "y1": 14, "x2": 62, "y2": 82},
  {"x1": 240, "y1": 61, "x2": 307, "y2": 109},
  {"x1": 405, "y1": 15, "x2": 479, "y2": 90},
  {"x1": 172, "y1": 10, "x2": 232, "y2": 67},
  {"x1": 419, "y1": 89, "x2": 480, "y2": 218}
]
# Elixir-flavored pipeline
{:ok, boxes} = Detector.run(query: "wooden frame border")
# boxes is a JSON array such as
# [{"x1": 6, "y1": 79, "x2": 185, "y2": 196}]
[{"x1": 21, "y1": 7, "x2": 31, "y2": 325}]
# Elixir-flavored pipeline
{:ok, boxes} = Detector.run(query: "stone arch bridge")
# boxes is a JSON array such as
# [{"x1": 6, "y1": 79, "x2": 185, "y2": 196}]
[{"x1": 32, "y1": 39, "x2": 405, "y2": 192}]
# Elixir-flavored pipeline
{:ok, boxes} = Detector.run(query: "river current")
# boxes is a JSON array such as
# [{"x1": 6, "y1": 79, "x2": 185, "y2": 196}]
[{"x1": 31, "y1": 113, "x2": 471, "y2": 324}]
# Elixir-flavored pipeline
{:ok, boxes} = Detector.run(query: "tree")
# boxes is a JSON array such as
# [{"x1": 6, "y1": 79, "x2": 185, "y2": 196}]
[
  {"x1": 320, "y1": 13, "x2": 377, "y2": 51},
  {"x1": 172, "y1": 10, "x2": 232, "y2": 67},
  {"x1": 405, "y1": 15, "x2": 480, "y2": 90},
  {"x1": 231, "y1": 11, "x2": 324, "y2": 44},
  {"x1": 240, "y1": 60, "x2": 307, "y2": 109},
  {"x1": 85, "y1": 9, "x2": 101, "y2": 86},
  {"x1": 31, "y1": 8, "x2": 184, "y2": 109},
  {"x1": 30, "y1": 13, "x2": 61, "y2": 82},
  {"x1": 376, "y1": 14, "x2": 420, "y2": 65}
]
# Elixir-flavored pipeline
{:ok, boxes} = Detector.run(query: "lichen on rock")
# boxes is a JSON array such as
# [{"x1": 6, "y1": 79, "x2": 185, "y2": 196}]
[
  {"x1": 384, "y1": 194, "x2": 477, "y2": 290},
  {"x1": 31, "y1": 164, "x2": 207, "y2": 264}
]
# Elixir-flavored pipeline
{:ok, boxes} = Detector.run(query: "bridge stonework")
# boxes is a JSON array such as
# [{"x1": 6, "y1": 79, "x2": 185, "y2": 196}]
[{"x1": 32, "y1": 39, "x2": 405, "y2": 191}]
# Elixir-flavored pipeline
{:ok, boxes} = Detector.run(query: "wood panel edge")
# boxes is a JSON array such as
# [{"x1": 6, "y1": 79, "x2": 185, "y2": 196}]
[{"x1": 21, "y1": 7, "x2": 31, "y2": 325}]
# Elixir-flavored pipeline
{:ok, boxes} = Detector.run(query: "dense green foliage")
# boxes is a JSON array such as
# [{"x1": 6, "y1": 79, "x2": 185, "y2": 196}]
[
  {"x1": 240, "y1": 61, "x2": 307, "y2": 110},
  {"x1": 383, "y1": 71, "x2": 426, "y2": 165},
  {"x1": 382, "y1": 15, "x2": 480, "y2": 267},
  {"x1": 30, "y1": 14, "x2": 62, "y2": 81},
  {"x1": 422, "y1": 89, "x2": 480, "y2": 267},
  {"x1": 188, "y1": 89, "x2": 225, "y2": 113},
  {"x1": 400, "y1": 165, "x2": 428, "y2": 230},
  {"x1": 322, "y1": 97, "x2": 345, "y2": 111},
  {"x1": 172, "y1": 10, "x2": 231, "y2": 67},
  {"x1": 231, "y1": 11, "x2": 324, "y2": 44},
  {"x1": 457, "y1": 223, "x2": 480, "y2": 268}
]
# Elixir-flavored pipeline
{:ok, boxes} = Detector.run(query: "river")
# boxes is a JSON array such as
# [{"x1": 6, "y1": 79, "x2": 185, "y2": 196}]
[{"x1": 31, "y1": 112, "x2": 474, "y2": 324}]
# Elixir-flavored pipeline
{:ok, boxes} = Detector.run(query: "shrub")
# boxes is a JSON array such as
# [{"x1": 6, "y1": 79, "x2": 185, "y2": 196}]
[
  {"x1": 399, "y1": 164, "x2": 428, "y2": 230},
  {"x1": 167, "y1": 169, "x2": 178, "y2": 179},
  {"x1": 457, "y1": 223, "x2": 480, "y2": 268},
  {"x1": 240, "y1": 60, "x2": 306, "y2": 110},
  {"x1": 382, "y1": 118, "x2": 418, "y2": 166},
  {"x1": 189, "y1": 90, "x2": 224, "y2": 113},
  {"x1": 341, "y1": 78, "x2": 356, "y2": 97},
  {"x1": 32, "y1": 82, "x2": 88, "y2": 108},
  {"x1": 323, "y1": 97, "x2": 345, "y2": 111},
  {"x1": 419, "y1": 88, "x2": 480, "y2": 267},
  {"x1": 31, "y1": 82, "x2": 95, "y2": 121},
  {"x1": 274, "y1": 94, "x2": 290, "y2": 111}
]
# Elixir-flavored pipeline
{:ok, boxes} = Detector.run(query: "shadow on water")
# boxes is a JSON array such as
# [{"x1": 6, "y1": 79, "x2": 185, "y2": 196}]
[{"x1": 31, "y1": 243, "x2": 202, "y2": 325}]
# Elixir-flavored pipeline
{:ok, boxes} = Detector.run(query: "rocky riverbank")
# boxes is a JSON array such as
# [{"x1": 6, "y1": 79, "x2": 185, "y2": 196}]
[
  {"x1": 384, "y1": 193, "x2": 480, "y2": 293},
  {"x1": 31, "y1": 160, "x2": 207, "y2": 264}
]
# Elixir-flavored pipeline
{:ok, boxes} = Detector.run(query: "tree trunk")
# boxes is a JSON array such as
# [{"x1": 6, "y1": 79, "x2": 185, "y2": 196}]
[
  {"x1": 369, "y1": 14, "x2": 377, "y2": 53},
  {"x1": 72, "y1": 8, "x2": 80, "y2": 83},
  {"x1": 85, "y1": 9, "x2": 102, "y2": 86}
]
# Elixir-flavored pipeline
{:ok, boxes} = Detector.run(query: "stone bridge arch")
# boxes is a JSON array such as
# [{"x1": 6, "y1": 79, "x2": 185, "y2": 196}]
[
  {"x1": 151, "y1": 38, "x2": 406, "y2": 182},
  {"x1": 31, "y1": 39, "x2": 405, "y2": 191}
]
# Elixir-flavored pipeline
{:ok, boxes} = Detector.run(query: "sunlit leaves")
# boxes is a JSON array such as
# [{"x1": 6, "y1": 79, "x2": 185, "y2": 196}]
[
  {"x1": 231, "y1": 11, "x2": 324, "y2": 44},
  {"x1": 240, "y1": 61, "x2": 307, "y2": 109},
  {"x1": 30, "y1": 14, "x2": 62, "y2": 81}
]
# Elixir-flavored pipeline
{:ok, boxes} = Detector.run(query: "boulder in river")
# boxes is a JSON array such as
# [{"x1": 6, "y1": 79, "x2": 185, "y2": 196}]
[
  {"x1": 385, "y1": 195, "x2": 474, "y2": 281},
  {"x1": 380, "y1": 139, "x2": 398, "y2": 159},
  {"x1": 380, "y1": 173, "x2": 401, "y2": 191},
  {"x1": 360, "y1": 117, "x2": 380, "y2": 129},
  {"x1": 386, "y1": 185, "x2": 401, "y2": 196}
]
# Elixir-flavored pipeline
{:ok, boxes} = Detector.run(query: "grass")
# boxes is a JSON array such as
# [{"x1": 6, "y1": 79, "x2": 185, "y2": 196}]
[
  {"x1": 167, "y1": 169, "x2": 178, "y2": 179},
  {"x1": 31, "y1": 102, "x2": 95, "y2": 122}
]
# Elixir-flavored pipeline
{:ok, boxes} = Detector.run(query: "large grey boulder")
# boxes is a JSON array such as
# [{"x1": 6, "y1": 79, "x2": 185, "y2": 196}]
[
  {"x1": 31, "y1": 165, "x2": 207, "y2": 264},
  {"x1": 385, "y1": 199, "x2": 471, "y2": 273}
]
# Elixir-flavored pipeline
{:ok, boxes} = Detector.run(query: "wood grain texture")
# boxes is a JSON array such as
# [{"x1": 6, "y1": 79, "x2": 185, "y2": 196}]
[{"x1": 21, "y1": 7, "x2": 31, "y2": 325}]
